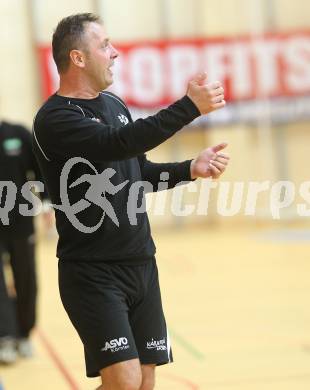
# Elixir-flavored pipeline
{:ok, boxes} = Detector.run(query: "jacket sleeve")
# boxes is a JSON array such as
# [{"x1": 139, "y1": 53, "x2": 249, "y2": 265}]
[
  {"x1": 33, "y1": 96, "x2": 200, "y2": 163},
  {"x1": 20, "y1": 125, "x2": 50, "y2": 200},
  {"x1": 137, "y1": 154, "x2": 194, "y2": 191}
]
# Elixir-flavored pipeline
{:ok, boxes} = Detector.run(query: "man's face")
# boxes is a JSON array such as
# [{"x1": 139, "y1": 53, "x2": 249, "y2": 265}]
[{"x1": 82, "y1": 22, "x2": 119, "y2": 90}]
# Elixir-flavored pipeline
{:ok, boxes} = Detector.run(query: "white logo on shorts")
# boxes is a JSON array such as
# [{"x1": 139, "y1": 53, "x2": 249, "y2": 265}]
[
  {"x1": 146, "y1": 338, "x2": 167, "y2": 351},
  {"x1": 101, "y1": 337, "x2": 129, "y2": 353}
]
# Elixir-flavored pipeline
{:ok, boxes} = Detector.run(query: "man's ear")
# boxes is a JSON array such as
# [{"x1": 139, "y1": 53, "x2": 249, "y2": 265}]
[{"x1": 69, "y1": 49, "x2": 86, "y2": 68}]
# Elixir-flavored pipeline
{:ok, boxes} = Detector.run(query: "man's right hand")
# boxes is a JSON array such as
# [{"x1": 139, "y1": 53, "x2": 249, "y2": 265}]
[{"x1": 187, "y1": 72, "x2": 225, "y2": 115}]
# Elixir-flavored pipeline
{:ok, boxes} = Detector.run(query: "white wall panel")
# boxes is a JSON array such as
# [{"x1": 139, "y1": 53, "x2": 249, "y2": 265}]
[
  {"x1": 274, "y1": 0, "x2": 310, "y2": 30},
  {"x1": 32, "y1": 0, "x2": 95, "y2": 44},
  {"x1": 97, "y1": 0, "x2": 162, "y2": 40},
  {"x1": 0, "y1": 0, "x2": 38, "y2": 125}
]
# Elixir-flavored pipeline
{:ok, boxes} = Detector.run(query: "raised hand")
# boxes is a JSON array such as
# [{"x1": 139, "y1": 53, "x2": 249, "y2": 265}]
[
  {"x1": 187, "y1": 72, "x2": 225, "y2": 115},
  {"x1": 190, "y1": 142, "x2": 230, "y2": 179}
]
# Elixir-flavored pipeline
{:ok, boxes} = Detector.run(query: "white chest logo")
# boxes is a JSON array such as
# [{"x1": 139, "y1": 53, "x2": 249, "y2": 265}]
[{"x1": 118, "y1": 114, "x2": 129, "y2": 125}]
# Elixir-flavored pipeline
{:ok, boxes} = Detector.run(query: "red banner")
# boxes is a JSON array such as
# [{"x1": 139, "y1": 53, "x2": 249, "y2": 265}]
[{"x1": 38, "y1": 31, "x2": 310, "y2": 108}]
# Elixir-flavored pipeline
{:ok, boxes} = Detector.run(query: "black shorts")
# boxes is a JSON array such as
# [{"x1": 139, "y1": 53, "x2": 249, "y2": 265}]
[{"x1": 58, "y1": 257, "x2": 173, "y2": 377}]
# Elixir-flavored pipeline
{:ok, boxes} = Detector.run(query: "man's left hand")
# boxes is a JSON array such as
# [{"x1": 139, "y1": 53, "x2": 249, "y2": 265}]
[{"x1": 190, "y1": 142, "x2": 230, "y2": 179}]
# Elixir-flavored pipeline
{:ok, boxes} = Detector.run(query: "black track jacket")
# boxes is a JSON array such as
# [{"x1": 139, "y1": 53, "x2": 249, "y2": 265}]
[{"x1": 33, "y1": 91, "x2": 200, "y2": 263}]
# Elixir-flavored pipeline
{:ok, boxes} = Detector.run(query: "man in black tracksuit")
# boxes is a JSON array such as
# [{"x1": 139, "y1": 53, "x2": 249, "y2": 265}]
[
  {"x1": 33, "y1": 13, "x2": 229, "y2": 390},
  {"x1": 0, "y1": 120, "x2": 49, "y2": 363}
]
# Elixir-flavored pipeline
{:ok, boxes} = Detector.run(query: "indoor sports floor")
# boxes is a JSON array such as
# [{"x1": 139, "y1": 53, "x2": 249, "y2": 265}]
[{"x1": 1, "y1": 223, "x2": 310, "y2": 390}]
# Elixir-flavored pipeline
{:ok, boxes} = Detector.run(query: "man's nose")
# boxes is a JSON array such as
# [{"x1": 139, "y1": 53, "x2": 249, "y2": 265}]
[{"x1": 111, "y1": 44, "x2": 119, "y2": 59}]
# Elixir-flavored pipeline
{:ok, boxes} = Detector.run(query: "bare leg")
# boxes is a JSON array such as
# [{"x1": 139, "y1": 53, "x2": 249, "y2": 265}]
[
  {"x1": 140, "y1": 365, "x2": 156, "y2": 390},
  {"x1": 99, "y1": 358, "x2": 142, "y2": 390}
]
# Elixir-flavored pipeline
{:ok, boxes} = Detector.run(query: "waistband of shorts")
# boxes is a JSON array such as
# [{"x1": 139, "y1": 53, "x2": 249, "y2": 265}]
[{"x1": 58, "y1": 255, "x2": 155, "y2": 266}]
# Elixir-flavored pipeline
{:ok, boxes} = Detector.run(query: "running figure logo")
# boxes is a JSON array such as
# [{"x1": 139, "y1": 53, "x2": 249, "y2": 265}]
[{"x1": 53, "y1": 157, "x2": 128, "y2": 233}]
